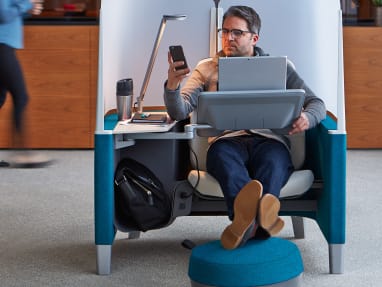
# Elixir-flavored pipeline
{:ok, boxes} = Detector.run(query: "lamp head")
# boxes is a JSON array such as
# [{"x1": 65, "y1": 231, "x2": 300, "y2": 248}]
[{"x1": 163, "y1": 14, "x2": 187, "y2": 21}]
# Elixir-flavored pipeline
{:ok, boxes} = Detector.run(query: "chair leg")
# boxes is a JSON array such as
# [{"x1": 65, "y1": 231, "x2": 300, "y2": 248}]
[
  {"x1": 127, "y1": 231, "x2": 141, "y2": 239},
  {"x1": 329, "y1": 244, "x2": 344, "y2": 274},
  {"x1": 291, "y1": 216, "x2": 305, "y2": 239},
  {"x1": 96, "y1": 245, "x2": 112, "y2": 275}
]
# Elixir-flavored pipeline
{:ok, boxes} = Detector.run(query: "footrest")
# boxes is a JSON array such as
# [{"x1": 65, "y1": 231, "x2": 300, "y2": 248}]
[{"x1": 188, "y1": 237, "x2": 303, "y2": 287}]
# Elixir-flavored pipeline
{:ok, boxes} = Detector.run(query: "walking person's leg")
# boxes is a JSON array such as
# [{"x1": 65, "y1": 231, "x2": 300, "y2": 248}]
[
  {"x1": 0, "y1": 44, "x2": 29, "y2": 148},
  {"x1": 0, "y1": 43, "x2": 51, "y2": 167},
  {"x1": 0, "y1": 43, "x2": 29, "y2": 148}
]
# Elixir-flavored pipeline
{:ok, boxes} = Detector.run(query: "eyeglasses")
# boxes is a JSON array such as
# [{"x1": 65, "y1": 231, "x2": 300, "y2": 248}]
[{"x1": 218, "y1": 28, "x2": 253, "y2": 39}]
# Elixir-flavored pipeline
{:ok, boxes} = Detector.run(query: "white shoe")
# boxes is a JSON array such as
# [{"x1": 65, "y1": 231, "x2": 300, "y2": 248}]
[
  {"x1": 0, "y1": 160, "x2": 10, "y2": 167},
  {"x1": 9, "y1": 152, "x2": 53, "y2": 168}
]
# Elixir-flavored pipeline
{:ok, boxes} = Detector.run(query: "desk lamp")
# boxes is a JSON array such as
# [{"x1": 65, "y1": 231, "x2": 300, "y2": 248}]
[
  {"x1": 213, "y1": 0, "x2": 221, "y2": 53},
  {"x1": 136, "y1": 14, "x2": 187, "y2": 115}
]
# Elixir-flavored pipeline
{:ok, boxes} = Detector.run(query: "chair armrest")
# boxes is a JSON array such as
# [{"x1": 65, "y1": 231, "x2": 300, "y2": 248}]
[
  {"x1": 305, "y1": 113, "x2": 347, "y2": 243},
  {"x1": 305, "y1": 113, "x2": 346, "y2": 178},
  {"x1": 319, "y1": 112, "x2": 338, "y2": 133}
]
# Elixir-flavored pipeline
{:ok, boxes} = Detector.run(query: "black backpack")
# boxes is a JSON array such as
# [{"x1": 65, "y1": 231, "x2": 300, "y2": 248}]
[{"x1": 114, "y1": 158, "x2": 173, "y2": 231}]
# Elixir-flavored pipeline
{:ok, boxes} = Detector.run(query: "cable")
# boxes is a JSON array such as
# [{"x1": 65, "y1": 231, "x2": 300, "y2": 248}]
[{"x1": 188, "y1": 141, "x2": 201, "y2": 189}]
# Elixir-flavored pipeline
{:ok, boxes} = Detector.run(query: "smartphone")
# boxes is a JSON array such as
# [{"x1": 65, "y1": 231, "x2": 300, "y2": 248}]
[{"x1": 169, "y1": 45, "x2": 188, "y2": 70}]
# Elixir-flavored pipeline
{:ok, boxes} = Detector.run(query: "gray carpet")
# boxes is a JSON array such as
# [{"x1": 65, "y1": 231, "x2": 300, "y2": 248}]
[{"x1": 0, "y1": 149, "x2": 381, "y2": 286}]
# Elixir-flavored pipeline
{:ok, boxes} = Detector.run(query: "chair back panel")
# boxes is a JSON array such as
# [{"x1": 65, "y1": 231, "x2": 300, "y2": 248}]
[{"x1": 287, "y1": 132, "x2": 306, "y2": 170}]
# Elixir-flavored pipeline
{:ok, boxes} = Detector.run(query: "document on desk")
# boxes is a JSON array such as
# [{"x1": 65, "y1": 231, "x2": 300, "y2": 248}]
[{"x1": 113, "y1": 116, "x2": 177, "y2": 134}]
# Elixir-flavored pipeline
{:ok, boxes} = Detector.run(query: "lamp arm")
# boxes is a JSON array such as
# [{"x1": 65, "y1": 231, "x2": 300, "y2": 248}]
[
  {"x1": 137, "y1": 18, "x2": 167, "y2": 113},
  {"x1": 214, "y1": 0, "x2": 220, "y2": 53}
]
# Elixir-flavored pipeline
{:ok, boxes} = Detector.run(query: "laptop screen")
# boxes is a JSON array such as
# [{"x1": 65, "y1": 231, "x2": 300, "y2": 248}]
[{"x1": 218, "y1": 56, "x2": 287, "y2": 91}]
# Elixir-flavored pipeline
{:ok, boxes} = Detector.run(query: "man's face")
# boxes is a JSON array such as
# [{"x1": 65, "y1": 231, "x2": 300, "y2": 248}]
[{"x1": 221, "y1": 16, "x2": 259, "y2": 57}]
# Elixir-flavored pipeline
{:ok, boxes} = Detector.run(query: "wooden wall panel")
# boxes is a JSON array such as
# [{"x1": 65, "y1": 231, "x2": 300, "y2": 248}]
[
  {"x1": 89, "y1": 27, "x2": 99, "y2": 147},
  {"x1": 0, "y1": 25, "x2": 98, "y2": 148},
  {"x1": 344, "y1": 27, "x2": 382, "y2": 148},
  {"x1": 2, "y1": 26, "x2": 380, "y2": 148},
  {"x1": 23, "y1": 26, "x2": 91, "y2": 50}
]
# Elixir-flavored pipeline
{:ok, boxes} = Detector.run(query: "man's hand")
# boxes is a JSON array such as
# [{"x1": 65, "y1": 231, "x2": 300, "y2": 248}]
[
  {"x1": 30, "y1": 0, "x2": 44, "y2": 15},
  {"x1": 166, "y1": 52, "x2": 190, "y2": 90},
  {"x1": 289, "y1": 112, "x2": 310, "y2": 135}
]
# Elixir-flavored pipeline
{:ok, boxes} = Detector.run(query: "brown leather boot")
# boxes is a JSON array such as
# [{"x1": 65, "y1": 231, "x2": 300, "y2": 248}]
[
  {"x1": 258, "y1": 193, "x2": 284, "y2": 236},
  {"x1": 220, "y1": 180, "x2": 263, "y2": 250}
]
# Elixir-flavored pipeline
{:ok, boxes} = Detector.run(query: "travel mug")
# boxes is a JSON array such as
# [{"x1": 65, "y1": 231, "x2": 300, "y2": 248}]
[{"x1": 116, "y1": 78, "x2": 133, "y2": 121}]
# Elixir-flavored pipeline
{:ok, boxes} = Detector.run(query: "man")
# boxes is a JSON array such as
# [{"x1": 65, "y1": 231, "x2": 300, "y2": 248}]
[{"x1": 164, "y1": 5, "x2": 326, "y2": 249}]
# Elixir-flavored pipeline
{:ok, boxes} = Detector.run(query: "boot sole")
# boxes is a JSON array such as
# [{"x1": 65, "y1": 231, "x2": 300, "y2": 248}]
[
  {"x1": 220, "y1": 180, "x2": 263, "y2": 250},
  {"x1": 258, "y1": 194, "x2": 284, "y2": 236}
]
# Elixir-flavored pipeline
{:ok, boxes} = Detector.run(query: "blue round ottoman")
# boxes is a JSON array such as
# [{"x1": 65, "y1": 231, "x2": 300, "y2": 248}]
[{"x1": 188, "y1": 237, "x2": 303, "y2": 287}]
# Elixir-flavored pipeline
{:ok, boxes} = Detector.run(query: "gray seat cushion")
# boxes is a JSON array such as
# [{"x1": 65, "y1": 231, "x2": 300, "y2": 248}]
[{"x1": 188, "y1": 169, "x2": 313, "y2": 199}]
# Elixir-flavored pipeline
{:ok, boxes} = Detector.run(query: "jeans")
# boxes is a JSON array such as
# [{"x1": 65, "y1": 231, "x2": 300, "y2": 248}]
[
  {"x1": 0, "y1": 43, "x2": 29, "y2": 133},
  {"x1": 206, "y1": 135, "x2": 294, "y2": 219}
]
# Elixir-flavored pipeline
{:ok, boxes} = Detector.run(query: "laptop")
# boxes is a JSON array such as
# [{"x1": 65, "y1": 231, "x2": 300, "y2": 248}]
[
  {"x1": 218, "y1": 56, "x2": 287, "y2": 91},
  {"x1": 197, "y1": 89, "x2": 305, "y2": 132}
]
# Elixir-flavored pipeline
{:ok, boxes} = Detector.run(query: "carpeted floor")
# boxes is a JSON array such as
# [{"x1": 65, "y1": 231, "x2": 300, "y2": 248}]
[{"x1": 0, "y1": 149, "x2": 381, "y2": 286}]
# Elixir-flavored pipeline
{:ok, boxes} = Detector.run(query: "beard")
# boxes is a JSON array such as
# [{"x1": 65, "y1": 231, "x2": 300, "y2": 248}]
[
  {"x1": 222, "y1": 43, "x2": 253, "y2": 57},
  {"x1": 223, "y1": 44, "x2": 239, "y2": 57}
]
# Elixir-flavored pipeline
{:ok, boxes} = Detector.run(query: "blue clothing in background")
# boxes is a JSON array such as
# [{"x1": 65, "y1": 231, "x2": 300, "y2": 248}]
[
  {"x1": 0, "y1": 0, "x2": 32, "y2": 133},
  {"x1": 0, "y1": 0, "x2": 32, "y2": 49}
]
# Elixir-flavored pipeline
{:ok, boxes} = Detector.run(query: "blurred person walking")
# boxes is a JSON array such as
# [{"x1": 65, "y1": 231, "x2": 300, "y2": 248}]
[{"x1": 0, "y1": 0, "x2": 51, "y2": 167}]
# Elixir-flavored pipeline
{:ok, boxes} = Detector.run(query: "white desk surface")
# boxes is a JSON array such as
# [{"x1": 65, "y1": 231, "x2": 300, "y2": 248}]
[{"x1": 113, "y1": 113, "x2": 177, "y2": 134}]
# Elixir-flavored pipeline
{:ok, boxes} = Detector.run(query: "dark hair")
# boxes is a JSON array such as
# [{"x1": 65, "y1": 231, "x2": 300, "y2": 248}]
[{"x1": 222, "y1": 6, "x2": 261, "y2": 35}]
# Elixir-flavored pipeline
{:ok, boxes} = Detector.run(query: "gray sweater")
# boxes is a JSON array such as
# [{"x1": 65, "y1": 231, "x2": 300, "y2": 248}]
[{"x1": 164, "y1": 47, "x2": 326, "y2": 148}]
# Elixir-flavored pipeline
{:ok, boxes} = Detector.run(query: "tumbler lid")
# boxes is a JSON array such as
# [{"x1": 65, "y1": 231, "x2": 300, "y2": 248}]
[{"x1": 116, "y1": 78, "x2": 133, "y2": 96}]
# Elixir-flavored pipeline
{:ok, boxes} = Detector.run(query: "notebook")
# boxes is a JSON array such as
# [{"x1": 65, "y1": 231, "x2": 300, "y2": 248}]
[
  {"x1": 196, "y1": 89, "x2": 305, "y2": 132},
  {"x1": 218, "y1": 56, "x2": 287, "y2": 91},
  {"x1": 131, "y1": 112, "x2": 168, "y2": 124}
]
